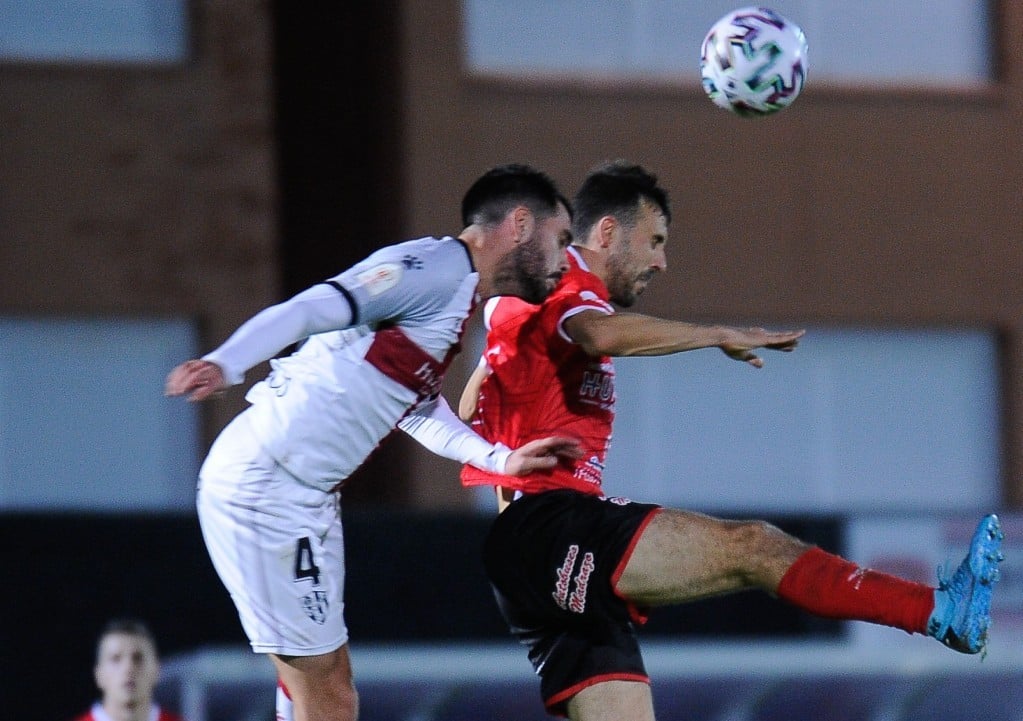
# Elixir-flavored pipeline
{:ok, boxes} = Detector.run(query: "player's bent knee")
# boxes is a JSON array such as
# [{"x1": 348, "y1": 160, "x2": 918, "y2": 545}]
[
  {"x1": 734, "y1": 518, "x2": 778, "y2": 544},
  {"x1": 727, "y1": 519, "x2": 808, "y2": 580}
]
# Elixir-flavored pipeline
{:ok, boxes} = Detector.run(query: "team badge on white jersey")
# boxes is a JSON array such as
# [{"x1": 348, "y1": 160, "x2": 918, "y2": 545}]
[{"x1": 356, "y1": 262, "x2": 403, "y2": 296}]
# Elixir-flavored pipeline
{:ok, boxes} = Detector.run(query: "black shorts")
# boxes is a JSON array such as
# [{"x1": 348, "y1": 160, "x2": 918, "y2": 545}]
[{"x1": 483, "y1": 489, "x2": 662, "y2": 716}]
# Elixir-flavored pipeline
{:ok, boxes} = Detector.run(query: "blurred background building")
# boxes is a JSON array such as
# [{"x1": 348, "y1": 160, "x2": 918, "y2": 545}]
[{"x1": 1, "y1": 2, "x2": 1021, "y2": 719}]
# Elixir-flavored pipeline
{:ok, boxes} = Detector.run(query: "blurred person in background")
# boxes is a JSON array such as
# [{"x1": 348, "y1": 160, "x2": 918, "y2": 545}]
[{"x1": 73, "y1": 619, "x2": 184, "y2": 721}]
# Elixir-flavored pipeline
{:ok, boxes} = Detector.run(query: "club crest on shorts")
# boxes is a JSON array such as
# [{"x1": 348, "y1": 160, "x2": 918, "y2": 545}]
[
  {"x1": 553, "y1": 544, "x2": 595, "y2": 613},
  {"x1": 301, "y1": 590, "x2": 330, "y2": 625},
  {"x1": 601, "y1": 496, "x2": 632, "y2": 506}
]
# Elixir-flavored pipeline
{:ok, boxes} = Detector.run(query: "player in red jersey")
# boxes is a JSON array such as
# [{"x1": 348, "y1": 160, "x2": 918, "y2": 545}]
[
  {"x1": 73, "y1": 619, "x2": 185, "y2": 721},
  {"x1": 459, "y1": 161, "x2": 1003, "y2": 720}
]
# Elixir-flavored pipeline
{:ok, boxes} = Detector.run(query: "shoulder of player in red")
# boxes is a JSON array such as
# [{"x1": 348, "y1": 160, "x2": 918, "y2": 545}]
[
  {"x1": 483, "y1": 294, "x2": 536, "y2": 333},
  {"x1": 559, "y1": 248, "x2": 612, "y2": 305}
]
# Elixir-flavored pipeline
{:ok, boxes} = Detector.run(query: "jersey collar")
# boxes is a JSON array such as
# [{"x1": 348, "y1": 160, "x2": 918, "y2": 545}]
[{"x1": 567, "y1": 245, "x2": 589, "y2": 272}]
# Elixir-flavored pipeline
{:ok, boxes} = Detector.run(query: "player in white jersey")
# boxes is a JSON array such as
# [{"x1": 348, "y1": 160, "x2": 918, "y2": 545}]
[{"x1": 166, "y1": 164, "x2": 580, "y2": 721}]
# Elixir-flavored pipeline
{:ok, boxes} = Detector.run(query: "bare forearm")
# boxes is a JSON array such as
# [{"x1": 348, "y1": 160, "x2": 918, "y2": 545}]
[
  {"x1": 573, "y1": 312, "x2": 731, "y2": 357},
  {"x1": 568, "y1": 311, "x2": 804, "y2": 366}
]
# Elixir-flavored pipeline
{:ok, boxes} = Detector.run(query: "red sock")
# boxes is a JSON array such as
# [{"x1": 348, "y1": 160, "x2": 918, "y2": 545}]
[{"x1": 777, "y1": 547, "x2": 934, "y2": 634}]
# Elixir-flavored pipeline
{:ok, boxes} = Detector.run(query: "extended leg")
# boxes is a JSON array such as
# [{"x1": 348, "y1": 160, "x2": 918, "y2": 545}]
[{"x1": 615, "y1": 509, "x2": 1004, "y2": 653}]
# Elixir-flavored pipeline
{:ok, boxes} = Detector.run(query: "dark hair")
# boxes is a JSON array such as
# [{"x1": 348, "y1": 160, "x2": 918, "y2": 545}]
[
  {"x1": 96, "y1": 618, "x2": 158, "y2": 659},
  {"x1": 572, "y1": 161, "x2": 671, "y2": 239},
  {"x1": 461, "y1": 163, "x2": 569, "y2": 228}
]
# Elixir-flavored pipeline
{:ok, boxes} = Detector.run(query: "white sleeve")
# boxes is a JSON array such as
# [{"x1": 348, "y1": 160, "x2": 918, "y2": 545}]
[
  {"x1": 202, "y1": 283, "x2": 354, "y2": 385},
  {"x1": 398, "y1": 395, "x2": 512, "y2": 474}
]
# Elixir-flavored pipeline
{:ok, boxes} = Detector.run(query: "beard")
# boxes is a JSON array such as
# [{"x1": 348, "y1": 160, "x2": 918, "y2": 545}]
[
  {"x1": 491, "y1": 238, "x2": 555, "y2": 304},
  {"x1": 604, "y1": 246, "x2": 640, "y2": 307}
]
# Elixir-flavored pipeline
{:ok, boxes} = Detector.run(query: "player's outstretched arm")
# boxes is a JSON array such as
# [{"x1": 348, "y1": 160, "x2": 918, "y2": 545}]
[
  {"x1": 165, "y1": 284, "x2": 358, "y2": 398},
  {"x1": 565, "y1": 309, "x2": 804, "y2": 367}
]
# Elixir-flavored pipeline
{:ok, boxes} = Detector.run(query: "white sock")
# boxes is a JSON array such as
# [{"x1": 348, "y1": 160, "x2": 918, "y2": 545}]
[{"x1": 276, "y1": 679, "x2": 294, "y2": 721}]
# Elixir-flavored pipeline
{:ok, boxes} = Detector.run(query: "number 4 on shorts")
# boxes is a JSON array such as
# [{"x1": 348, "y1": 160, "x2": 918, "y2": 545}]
[{"x1": 294, "y1": 537, "x2": 321, "y2": 585}]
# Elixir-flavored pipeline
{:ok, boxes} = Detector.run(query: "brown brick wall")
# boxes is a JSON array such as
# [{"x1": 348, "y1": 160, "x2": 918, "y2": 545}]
[
  {"x1": 2, "y1": 2, "x2": 1020, "y2": 508},
  {"x1": 0, "y1": 0, "x2": 280, "y2": 435}
]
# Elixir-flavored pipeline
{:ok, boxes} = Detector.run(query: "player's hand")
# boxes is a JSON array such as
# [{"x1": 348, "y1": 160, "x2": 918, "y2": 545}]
[
  {"x1": 720, "y1": 328, "x2": 804, "y2": 368},
  {"x1": 165, "y1": 359, "x2": 228, "y2": 401},
  {"x1": 504, "y1": 436, "x2": 584, "y2": 476}
]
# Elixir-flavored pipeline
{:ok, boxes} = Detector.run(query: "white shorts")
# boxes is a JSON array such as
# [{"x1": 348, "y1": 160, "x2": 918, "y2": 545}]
[{"x1": 197, "y1": 411, "x2": 348, "y2": 656}]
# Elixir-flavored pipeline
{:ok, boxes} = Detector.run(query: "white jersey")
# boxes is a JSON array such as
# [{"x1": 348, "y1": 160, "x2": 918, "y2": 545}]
[{"x1": 214, "y1": 236, "x2": 480, "y2": 491}]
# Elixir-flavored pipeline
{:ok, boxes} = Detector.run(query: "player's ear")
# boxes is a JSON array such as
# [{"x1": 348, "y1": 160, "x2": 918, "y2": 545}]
[
  {"x1": 597, "y1": 215, "x2": 617, "y2": 248},
  {"x1": 510, "y1": 205, "x2": 534, "y2": 244}
]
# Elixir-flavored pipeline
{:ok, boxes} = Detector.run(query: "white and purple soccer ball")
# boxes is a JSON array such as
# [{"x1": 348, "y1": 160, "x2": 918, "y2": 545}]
[{"x1": 700, "y1": 7, "x2": 808, "y2": 117}]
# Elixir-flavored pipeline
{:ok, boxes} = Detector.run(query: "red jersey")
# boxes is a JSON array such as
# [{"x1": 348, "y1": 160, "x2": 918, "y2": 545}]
[
  {"x1": 461, "y1": 248, "x2": 615, "y2": 496},
  {"x1": 74, "y1": 704, "x2": 184, "y2": 721}
]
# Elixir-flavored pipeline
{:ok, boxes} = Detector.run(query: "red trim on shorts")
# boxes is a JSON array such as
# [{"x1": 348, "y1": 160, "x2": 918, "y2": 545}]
[
  {"x1": 545, "y1": 673, "x2": 651, "y2": 716},
  {"x1": 278, "y1": 678, "x2": 292, "y2": 700},
  {"x1": 610, "y1": 506, "x2": 662, "y2": 625}
]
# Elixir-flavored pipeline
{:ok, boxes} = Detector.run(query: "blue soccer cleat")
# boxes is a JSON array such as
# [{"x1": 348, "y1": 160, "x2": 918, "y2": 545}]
[{"x1": 927, "y1": 514, "x2": 1004, "y2": 654}]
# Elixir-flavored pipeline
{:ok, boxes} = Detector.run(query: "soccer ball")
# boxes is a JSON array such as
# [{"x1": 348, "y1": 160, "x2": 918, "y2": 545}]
[{"x1": 700, "y1": 7, "x2": 808, "y2": 117}]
